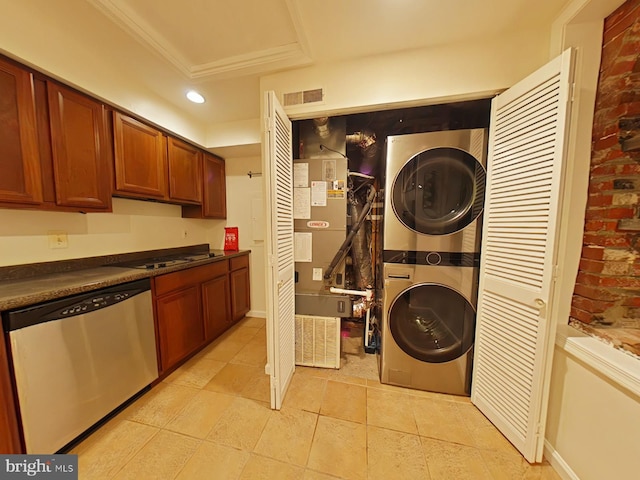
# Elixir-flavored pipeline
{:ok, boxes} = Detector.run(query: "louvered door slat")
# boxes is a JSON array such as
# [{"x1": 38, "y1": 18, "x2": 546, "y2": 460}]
[
  {"x1": 472, "y1": 49, "x2": 574, "y2": 463},
  {"x1": 264, "y1": 91, "x2": 295, "y2": 410}
]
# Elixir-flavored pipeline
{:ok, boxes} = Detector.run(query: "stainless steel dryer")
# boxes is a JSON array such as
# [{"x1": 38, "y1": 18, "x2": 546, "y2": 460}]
[
  {"x1": 383, "y1": 129, "x2": 487, "y2": 253},
  {"x1": 380, "y1": 257, "x2": 478, "y2": 395}
]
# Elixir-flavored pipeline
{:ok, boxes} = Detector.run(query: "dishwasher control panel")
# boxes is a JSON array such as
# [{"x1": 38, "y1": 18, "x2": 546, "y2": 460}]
[{"x1": 2, "y1": 278, "x2": 150, "y2": 332}]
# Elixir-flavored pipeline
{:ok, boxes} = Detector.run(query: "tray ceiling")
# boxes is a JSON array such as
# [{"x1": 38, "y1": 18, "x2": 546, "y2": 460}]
[{"x1": 75, "y1": 0, "x2": 571, "y2": 127}]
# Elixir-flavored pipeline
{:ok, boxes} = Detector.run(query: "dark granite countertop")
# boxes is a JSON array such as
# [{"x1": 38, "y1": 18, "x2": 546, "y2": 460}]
[{"x1": 0, "y1": 245, "x2": 250, "y2": 311}]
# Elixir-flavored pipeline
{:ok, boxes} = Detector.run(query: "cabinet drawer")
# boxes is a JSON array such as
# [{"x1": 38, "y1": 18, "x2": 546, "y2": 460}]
[
  {"x1": 198, "y1": 260, "x2": 229, "y2": 279},
  {"x1": 154, "y1": 260, "x2": 229, "y2": 296},
  {"x1": 230, "y1": 255, "x2": 249, "y2": 271}
]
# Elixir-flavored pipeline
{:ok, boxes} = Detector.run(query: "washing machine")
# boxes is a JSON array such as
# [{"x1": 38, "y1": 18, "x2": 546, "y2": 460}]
[
  {"x1": 379, "y1": 259, "x2": 478, "y2": 395},
  {"x1": 383, "y1": 129, "x2": 487, "y2": 254}
]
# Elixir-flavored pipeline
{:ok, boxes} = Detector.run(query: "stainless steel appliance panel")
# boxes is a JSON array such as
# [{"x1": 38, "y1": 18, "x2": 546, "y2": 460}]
[
  {"x1": 380, "y1": 263, "x2": 478, "y2": 395},
  {"x1": 383, "y1": 129, "x2": 487, "y2": 253},
  {"x1": 295, "y1": 292, "x2": 353, "y2": 318},
  {"x1": 5, "y1": 279, "x2": 158, "y2": 453},
  {"x1": 294, "y1": 157, "x2": 348, "y2": 294}
]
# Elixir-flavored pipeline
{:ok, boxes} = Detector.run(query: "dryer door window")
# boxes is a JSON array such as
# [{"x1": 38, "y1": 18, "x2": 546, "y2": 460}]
[
  {"x1": 391, "y1": 147, "x2": 486, "y2": 235},
  {"x1": 388, "y1": 283, "x2": 475, "y2": 363}
]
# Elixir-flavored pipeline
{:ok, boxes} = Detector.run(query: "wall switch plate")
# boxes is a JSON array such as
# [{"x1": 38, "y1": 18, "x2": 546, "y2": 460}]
[
  {"x1": 312, "y1": 268, "x2": 323, "y2": 281},
  {"x1": 48, "y1": 231, "x2": 68, "y2": 249}
]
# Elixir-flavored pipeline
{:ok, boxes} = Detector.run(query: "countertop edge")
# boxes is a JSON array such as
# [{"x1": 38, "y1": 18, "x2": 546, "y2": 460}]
[{"x1": 0, "y1": 250, "x2": 251, "y2": 312}]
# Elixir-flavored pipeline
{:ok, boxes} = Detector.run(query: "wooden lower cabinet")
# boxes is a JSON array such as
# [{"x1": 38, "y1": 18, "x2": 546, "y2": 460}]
[
  {"x1": 155, "y1": 285, "x2": 204, "y2": 372},
  {"x1": 0, "y1": 335, "x2": 22, "y2": 453},
  {"x1": 153, "y1": 254, "x2": 249, "y2": 374},
  {"x1": 230, "y1": 256, "x2": 251, "y2": 321},
  {"x1": 202, "y1": 274, "x2": 231, "y2": 341}
]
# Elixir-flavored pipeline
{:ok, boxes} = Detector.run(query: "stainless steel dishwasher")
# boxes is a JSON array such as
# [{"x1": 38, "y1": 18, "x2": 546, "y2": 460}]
[{"x1": 3, "y1": 278, "x2": 158, "y2": 453}]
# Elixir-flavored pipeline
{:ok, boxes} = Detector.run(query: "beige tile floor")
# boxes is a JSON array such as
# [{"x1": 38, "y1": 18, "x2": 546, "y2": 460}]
[{"x1": 70, "y1": 317, "x2": 562, "y2": 480}]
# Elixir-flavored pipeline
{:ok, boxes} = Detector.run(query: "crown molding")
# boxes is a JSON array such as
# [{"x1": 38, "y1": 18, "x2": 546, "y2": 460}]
[
  {"x1": 88, "y1": 0, "x2": 312, "y2": 80},
  {"x1": 190, "y1": 44, "x2": 311, "y2": 78},
  {"x1": 87, "y1": 0, "x2": 192, "y2": 77}
]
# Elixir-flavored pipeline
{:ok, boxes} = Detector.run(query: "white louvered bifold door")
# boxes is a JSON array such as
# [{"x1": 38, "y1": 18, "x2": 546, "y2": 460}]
[
  {"x1": 471, "y1": 49, "x2": 574, "y2": 463},
  {"x1": 263, "y1": 91, "x2": 295, "y2": 410}
]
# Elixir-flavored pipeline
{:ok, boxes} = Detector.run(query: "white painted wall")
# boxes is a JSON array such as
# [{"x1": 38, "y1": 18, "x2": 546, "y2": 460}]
[
  {"x1": 208, "y1": 156, "x2": 266, "y2": 317},
  {"x1": 0, "y1": 198, "x2": 213, "y2": 266},
  {"x1": 546, "y1": 339, "x2": 640, "y2": 480},
  {"x1": 260, "y1": 27, "x2": 553, "y2": 119}
]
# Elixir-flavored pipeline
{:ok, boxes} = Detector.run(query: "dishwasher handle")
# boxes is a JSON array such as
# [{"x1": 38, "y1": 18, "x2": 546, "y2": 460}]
[{"x1": 3, "y1": 278, "x2": 151, "y2": 332}]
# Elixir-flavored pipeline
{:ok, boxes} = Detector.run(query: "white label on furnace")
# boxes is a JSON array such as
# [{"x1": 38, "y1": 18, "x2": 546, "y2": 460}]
[
  {"x1": 294, "y1": 232, "x2": 312, "y2": 262},
  {"x1": 293, "y1": 163, "x2": 309, "y2": 187},
  {"x1": 311, "y1": 181, "x2": 327, "y2": 206},
  {"x1": 312, "y1": 268, "x2": 323, "y2": 281},
  {"x1": 293, "y1": 187, "x2": 311, "y2": 219}
]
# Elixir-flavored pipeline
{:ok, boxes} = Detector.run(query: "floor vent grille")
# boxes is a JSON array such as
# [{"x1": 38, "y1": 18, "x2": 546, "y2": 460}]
[{"x1": 295, "y1": 315, "x2": 341, "y2": 369}]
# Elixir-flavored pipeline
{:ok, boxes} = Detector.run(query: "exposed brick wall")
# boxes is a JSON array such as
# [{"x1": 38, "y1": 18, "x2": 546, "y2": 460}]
[{"x1": 570, "y1": 0, "x2": 640, "y2": 330}]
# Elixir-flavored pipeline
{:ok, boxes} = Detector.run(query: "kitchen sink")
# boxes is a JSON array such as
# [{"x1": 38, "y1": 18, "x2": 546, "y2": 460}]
[{"x1": 113, "y1": 252, "x2": 219, "y2": 270}]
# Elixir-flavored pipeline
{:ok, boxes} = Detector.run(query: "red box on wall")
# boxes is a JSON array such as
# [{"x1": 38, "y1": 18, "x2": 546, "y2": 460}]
[{"x1": 224, "y1": 227, "x2": 239, "y2": 251}]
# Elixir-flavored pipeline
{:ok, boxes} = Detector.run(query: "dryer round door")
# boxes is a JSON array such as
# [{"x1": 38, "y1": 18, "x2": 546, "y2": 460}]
[
  {"x1": 391, "y1": 147, "x2": 486, "y2": 235},
  {"x1": 388, "y1": 283, "x2": 475, "y2": 363}
]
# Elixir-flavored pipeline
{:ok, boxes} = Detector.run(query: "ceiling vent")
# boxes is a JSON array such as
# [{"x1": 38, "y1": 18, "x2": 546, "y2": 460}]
[{"x1": 283, "y1": 88, "x2": 324, "y2": 107}]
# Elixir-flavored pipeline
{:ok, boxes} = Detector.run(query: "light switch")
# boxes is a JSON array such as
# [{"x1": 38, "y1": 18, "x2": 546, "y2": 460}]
[{"x1": 312, "y1": 268, "x2": 323, "y2": 281}]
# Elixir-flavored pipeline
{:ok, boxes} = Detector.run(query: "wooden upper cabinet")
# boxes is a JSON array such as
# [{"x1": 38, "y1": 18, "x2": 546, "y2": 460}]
[
  {"x1": 0, "y1": 58, "x2": 42, "y2": 205},
  {"x1": 182, "y1": 152, "x2": 227, "y2": 219},
  {"x1": 167, "y1": 137, "x2": 202, "y2": 204},
  {"x1": 47, "y1": 82, "x2": 112, "y2": 210},
  {"x1": 113, "y1": 112, "x2": 168, "y2": 199}
]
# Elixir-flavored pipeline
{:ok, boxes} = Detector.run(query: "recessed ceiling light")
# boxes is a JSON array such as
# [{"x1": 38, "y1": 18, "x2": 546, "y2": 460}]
[{"x1": 186, "y1": 90, "x2": 205, "y2": 104}]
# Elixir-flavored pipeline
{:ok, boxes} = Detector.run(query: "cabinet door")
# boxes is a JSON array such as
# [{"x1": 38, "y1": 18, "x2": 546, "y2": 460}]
[
  {"x1": 202, "y1": 153, "x2": 226, "y2": 218},
  {"x1": 0, "y1": 59, "x2": 42, "y2": 205},
  {"x1": 155, "y1": 286, "x2": 204, "y2": 372},
  {"x1": 230, "y1": 266, "x2": 251, "y2": 321},
  {"x1": 202, "y1": 274, "x2": 231, "y2": 341},
  {"x1": 182, "y1": 152, "x2": 227, "y2": 218},
  {"x1": 113, "y1": 112, "x2": 168, "y2": 199},
  {"x1": 167, "y1": 137, "x2": 202, "y2": 204},
  {"x1": 0, "y1": 333, "x2": 22, "y2": 453},
  {"x1": 47, "y1": 82, "x2": 112, "y2": 210}
]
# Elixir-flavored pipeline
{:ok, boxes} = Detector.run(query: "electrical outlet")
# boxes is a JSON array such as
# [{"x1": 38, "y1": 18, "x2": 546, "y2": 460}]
[
  {"x1": 48, "y1": 231, "x2": 68, "y2": 249},
  {"x1": 182, "y1": 229, "x2": 188, "y2": 239}
]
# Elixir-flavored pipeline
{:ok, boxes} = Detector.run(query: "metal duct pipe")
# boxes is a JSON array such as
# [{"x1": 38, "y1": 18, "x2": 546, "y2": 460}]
[
  {"x1": 346, "y1": 130, "x2": 380, "y2": 176},
  {"x1": 323, "y1": 184, "x2": 376, "y2": 281}
]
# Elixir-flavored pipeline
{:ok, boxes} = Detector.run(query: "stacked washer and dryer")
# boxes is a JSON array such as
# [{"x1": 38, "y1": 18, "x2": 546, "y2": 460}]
[{"x1": 379, "y1": 129, "x2": 487, "y2": 396}]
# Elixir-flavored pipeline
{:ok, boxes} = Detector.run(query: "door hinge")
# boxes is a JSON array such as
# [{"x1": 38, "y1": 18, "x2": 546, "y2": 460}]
[
  {"x1": 264, "y1": 116, "x2": 273, "y2": 133},
  {"x1": 570, "y1": 82, "x2": 576, "y2": 103}
]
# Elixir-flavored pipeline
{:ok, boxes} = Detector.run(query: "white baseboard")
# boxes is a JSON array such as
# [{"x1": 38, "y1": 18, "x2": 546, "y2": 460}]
[
  {"x1": 544, "y1": 440, "x2": 580, "y2": 480},
  {"x1": 247, "y1": 309, "x2": 266, "y2": 318}
]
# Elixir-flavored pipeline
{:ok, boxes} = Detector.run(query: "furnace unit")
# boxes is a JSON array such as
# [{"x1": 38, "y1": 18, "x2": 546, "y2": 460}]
[{"x1": 293, "y1": 117, "x2": 352, "y2": 318}]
